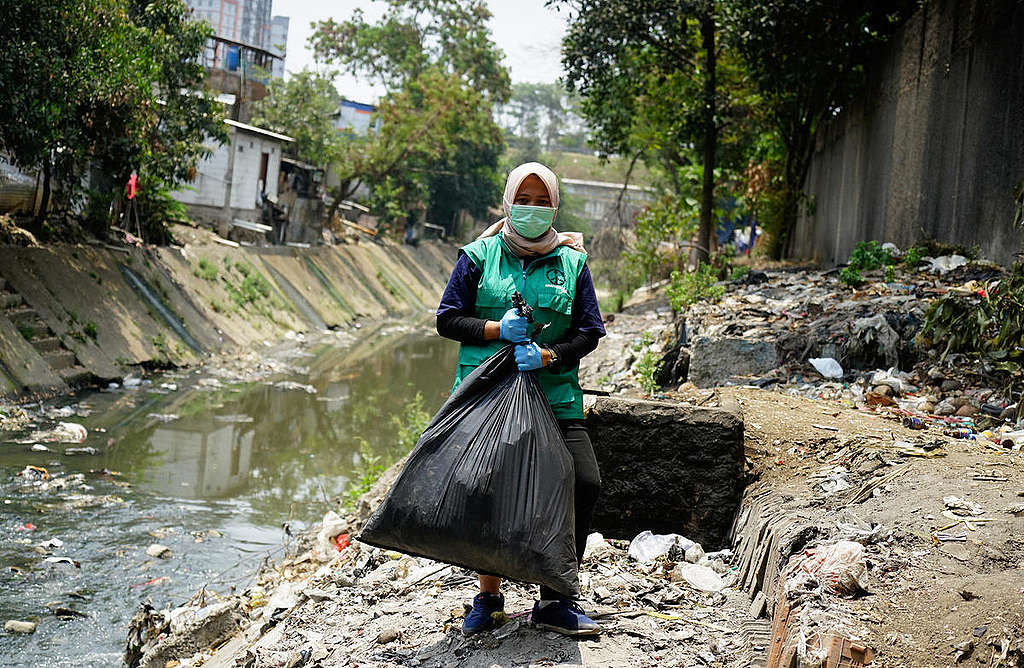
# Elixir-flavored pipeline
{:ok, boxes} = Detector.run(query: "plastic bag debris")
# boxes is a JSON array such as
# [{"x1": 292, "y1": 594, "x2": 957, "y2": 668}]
[
  {"x1": 926, "y1": 254, "x2": 968, "y2": 275},
  {"x1": 359, "y1": 345, "x2": 579, "y2": 597},
  {"x1": 628, "y1": 530, "x2": 696, "y2": 563},
  {"x1": 671, "y1": 563, "x2": 725, "y2": 592},
  {"x1": 27, "y1": 422, "x2": 87, "y2": 443},
  {"x1": 944, "y1": 496, "x2": 984, "y2": 516},
  {"x1": 315, "y1": 511, "x2": 348, "y2": 561},
  {"x1": 794, "y1": 540, "x2": 868, "y2": 596},
  {"x1": 819, "y1": 466, "x2": 852, "y2": 495},
  {"x1": 809, "y1": 358, "x2": 844, "y2": 379}
]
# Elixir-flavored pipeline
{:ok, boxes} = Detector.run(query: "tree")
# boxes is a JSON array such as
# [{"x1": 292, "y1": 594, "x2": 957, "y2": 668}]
[
  {"x1": 556, "y1": 0, "x2": 721, "y2": 264},
  {"x1": 252, "y1": 70, "x2": 344, "y2": 169},
  {"x1": 722, "y1": 0, "x2": 915, "y2": 258},
  {"x1": 0, "y1": 0, "x2": 225, "y2": 241},
  {"x1": 310, "y1": 0, "x2": 510, "y2": 233}
]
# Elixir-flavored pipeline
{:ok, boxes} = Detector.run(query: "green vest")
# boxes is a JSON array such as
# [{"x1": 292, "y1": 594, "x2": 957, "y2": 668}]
[{"x1": 453, "y1": 235, "x2": 587, "y2": 420}]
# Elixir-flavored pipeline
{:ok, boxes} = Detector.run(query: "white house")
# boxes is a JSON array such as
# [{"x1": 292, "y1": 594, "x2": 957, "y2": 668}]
[{"x1": 174, "y1": 119, "x2": 293, "y2": 229}]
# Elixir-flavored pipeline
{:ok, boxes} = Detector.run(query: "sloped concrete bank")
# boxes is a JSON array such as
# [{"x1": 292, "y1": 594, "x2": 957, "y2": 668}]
[{"x1": 0, "y1": 227, "x2": 457, "y2": 398}]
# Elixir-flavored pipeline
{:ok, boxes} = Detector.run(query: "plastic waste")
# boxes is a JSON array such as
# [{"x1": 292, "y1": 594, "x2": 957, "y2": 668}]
[
  {"x1": 627, "y1": 530, "x2": 696, "y2": 563},
  {"x1": 27, "y1": 422, "x2": 87, "y2": 444},
  {"x1": 809, "y1": 358, "x2": 843, "y2": 379},
  {"x1": 794, "y1": 540, "x2": 868, "y2": 596},
  {"x1": 819, "y1": 467, "x2": 852, "y2": 495},
  {"x1": 926, "y1": 254, "x2": 968, "y2": 275},
  {"x1": 944, "y1": 496, "x2": 983, "y2": 516},
  {"x1": 315, "y1": 511, "x2": 348, "y2": 560},
  {"x1": 358, "y1": 344, "x2": 579, "y2": 597},
  {"x1": 671, "y1": 563, "x2": 726, "y2": 592}
]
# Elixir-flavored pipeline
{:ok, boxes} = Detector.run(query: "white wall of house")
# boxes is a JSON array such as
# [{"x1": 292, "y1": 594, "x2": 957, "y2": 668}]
[{"x1": 174, "y1": 126, "x2": 284, "y2": 215}]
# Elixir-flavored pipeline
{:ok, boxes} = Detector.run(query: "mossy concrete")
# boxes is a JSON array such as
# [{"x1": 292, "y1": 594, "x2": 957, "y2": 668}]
[{"x1": 0, "y1": 234, "x2": 456, "y2": 398}]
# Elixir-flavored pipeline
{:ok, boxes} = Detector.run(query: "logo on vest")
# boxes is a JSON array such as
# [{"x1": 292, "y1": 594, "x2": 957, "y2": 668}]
[{"x1": 546, "y1": 267, "x2": 567, "y2": 286}]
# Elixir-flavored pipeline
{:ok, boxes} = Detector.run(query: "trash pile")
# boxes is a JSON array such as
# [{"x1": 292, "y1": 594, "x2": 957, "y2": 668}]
[{"x1": 125, "y1": 504, "x2": 761, "y2": 668}]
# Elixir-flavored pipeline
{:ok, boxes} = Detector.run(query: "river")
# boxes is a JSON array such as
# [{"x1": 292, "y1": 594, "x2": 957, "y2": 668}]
[{"x1": 0, "y1": 324, "x2": 458, "y2": 667}]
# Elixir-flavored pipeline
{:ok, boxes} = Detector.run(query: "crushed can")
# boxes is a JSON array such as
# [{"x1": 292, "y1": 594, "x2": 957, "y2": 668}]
[{"x1": 903, "y1": 416, "x2": 927, "y2": 430}]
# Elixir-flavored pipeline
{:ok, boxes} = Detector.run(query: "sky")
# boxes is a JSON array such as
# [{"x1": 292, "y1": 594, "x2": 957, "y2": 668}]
[{"x1": 270, "y1": 0, "x2": 571, "y2": 104}]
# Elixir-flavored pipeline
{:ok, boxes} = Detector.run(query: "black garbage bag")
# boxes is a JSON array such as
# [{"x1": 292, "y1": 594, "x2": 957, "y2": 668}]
[{"x1": 358, "y1": 344, "x2": 579, "y2": 597}]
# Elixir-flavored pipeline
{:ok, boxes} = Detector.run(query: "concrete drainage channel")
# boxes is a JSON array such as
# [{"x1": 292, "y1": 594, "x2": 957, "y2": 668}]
[{"x1": 583, "y1": 394, "x2": 773, "y2": 666}]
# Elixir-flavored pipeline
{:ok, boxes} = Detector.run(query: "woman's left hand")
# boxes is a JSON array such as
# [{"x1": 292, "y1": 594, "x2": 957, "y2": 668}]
[{"x1": 514, "y1": 342, "x2": 545, "y2": 371}]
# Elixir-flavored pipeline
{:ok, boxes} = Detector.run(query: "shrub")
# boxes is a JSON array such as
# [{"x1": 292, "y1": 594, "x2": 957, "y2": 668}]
[
  {"x1": 847, "y1": 240, "x2": 895, "y2": 272},
  {"x1": 839, "y1": 266, "x2": 864, "y2": 287},
  {"x1": 194, "y1": 258, "x2": 218, "y2": 281},
  {"x1": 665, "y1": 264, "x2": 724, "y2": 311}
]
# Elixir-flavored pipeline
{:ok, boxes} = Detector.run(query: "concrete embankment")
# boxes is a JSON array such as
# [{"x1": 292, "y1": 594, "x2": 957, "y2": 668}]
[{"x1": 0, "y1": 226, "x2": 457, "y2": 398}]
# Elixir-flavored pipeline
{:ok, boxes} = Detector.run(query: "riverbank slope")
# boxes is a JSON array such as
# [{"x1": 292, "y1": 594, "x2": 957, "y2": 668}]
[{"x1": 0, "y1": 225, "x2": 457, "y2": 399}]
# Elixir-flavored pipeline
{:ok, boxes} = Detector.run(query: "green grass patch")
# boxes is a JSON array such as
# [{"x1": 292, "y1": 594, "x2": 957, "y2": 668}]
[{"x1": 194, "y1": 258, "x2": 218, "y2": 281}]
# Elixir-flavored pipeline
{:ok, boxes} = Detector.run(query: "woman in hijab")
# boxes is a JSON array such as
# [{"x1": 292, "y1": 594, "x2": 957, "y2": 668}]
[{"x1": 436, "y1": 162, "x2": 605, "y2": 636}]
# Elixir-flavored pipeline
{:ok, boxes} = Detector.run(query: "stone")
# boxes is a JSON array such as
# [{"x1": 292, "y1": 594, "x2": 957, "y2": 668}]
[
  {"x1": 934, "y1": 399, "x2": 957, "y2": 416},
  {"x1": 956, "y1": 404, "x2": 978, "y2": 417},
  {"x1": 146, "y1": 544, "x2": 171, "y2": 559},
  {"x1": 918, "y1": 402, "x2": 935, "y2": 414},
  {"x1": 375, "y1": 629, "x2": 400, "y2": 644},
  {"x1": 941, "y1": 379, "x2": 963, "y2": 392},
  {"x1": 871, "y1": 385, "x2": 893, "y2": 398},
  {"x1": 4, "y1": 620, "x2": 37, "y2": 634},
  {"x1": 687, "y1": 337, "x2": 778, "y2": 387},
  {"x1": 684, "y1": 543, "x2": 705, "y2": 564},
  {"x1": 584, "y1": 397, "x2": 744, "y2": 549},
  {"x1": 749, "y1": 591, "x2": 767, "y2": 618},
  {"x1": 1001, "y1": 404, "x2": 1019, "y2": 421},
  {"x1": 953, "y1": 396, "x2": 969, "y2": 409}
]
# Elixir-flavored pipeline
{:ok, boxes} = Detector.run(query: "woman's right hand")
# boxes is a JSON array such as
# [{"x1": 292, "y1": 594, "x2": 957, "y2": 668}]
[{"x1": 499, "y1": 308, "x2": 529, "y2": 342}]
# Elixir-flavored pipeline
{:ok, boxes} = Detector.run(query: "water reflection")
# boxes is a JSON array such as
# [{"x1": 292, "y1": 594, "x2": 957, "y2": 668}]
[
  {"x1": 0, "y1": 328, "x2": 459, "y2": 667},
  {"x1": 120, "y1": 331, "x2": 459, "y2": 523}
]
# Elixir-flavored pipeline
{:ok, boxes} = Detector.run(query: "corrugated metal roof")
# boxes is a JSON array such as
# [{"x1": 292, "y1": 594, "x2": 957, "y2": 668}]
[{"x1": 224, "y1": 119, "x2": 294, "y2": 142}]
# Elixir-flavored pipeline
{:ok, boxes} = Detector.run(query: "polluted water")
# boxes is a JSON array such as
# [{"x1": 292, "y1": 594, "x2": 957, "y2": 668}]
[{"x1": 0, "y1": 327, "x2": 457, "y2": 667}]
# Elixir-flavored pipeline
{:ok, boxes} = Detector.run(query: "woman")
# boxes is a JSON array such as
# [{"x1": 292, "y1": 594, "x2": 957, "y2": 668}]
[{"x1": 435, "y1": 162, "x2": 605, "y2": 636}]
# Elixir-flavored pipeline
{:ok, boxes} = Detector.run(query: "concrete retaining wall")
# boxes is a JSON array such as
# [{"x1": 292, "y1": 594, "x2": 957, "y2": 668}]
[
  {"x1": 0, "y1": 237, "x2": 456, "y2": 398},
  {"x1": 793, "y1": 0, "x2": 1024, "y2": 265}
]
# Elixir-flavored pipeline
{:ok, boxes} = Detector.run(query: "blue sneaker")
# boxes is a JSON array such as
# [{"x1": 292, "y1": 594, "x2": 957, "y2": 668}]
[
  {"x1": 531, "y1": 599, "x2": 601, "y2": 636},
  {"x1": 462, "y1": 592, "x2": 504, "y2": 636}
]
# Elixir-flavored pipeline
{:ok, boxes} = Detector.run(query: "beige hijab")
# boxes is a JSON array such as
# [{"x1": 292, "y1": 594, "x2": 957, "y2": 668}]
[{"x1": 477, "y1": 161, "x2": 586, "y2": 257}]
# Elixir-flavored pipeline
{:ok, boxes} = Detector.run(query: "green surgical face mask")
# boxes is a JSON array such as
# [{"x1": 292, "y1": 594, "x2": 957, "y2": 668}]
[{"x1": 508, "y1": 204, "x2": 556, "y2": 238}]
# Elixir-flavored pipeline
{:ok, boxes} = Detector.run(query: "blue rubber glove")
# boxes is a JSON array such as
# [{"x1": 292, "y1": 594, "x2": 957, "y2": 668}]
[
  {"x1": 499, "y1": 308, "x2": 529, "y2": 343},
  {"x1": 514, "y1": 342, "x2": 544, "y2": 371}
]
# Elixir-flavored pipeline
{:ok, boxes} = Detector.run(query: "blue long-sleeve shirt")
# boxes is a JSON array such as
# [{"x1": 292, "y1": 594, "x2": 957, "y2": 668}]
[{"x1": 435, "y1": 252, "x2": 605, "y2": 366}]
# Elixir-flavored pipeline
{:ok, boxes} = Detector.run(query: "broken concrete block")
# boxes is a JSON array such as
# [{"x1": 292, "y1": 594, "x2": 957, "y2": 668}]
[
  {"x1": 4, "y1": 620, "x2": 37, "y2": 634},
  {"x1": 585, "y1": 396, "x2": 744, "y2": 549},
  {"x1": 688, "y1": 337, "x2": 777, "y2": 387}
]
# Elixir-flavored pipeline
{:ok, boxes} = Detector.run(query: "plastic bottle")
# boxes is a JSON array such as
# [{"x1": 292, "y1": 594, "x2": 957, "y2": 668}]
[
  {"x1": 944, "y1": 428, "x2": 976, "y2": 440},
  {"x1": 903, "y1": 417, "x2": 927, "y2": 430}
]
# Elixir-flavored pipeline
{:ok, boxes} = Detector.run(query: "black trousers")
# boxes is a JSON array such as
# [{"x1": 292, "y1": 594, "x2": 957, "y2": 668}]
[{"x1": 476, "y1": 420, "x2": 602, "y2": 600}]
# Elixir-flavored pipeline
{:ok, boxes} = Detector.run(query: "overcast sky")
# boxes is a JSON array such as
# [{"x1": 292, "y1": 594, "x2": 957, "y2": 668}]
[{"x1": 270, "y1": 0, "x2": 570, "y2": 103}]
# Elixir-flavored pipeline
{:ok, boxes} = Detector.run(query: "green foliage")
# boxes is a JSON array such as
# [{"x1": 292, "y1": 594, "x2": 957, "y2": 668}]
[
  {"x1": 391, "y1": 392, "x2": 430, "y2": 452},
  {"x1": 902, "y1": 246, "x2": 924, "y2": 269},
  {"x1": 723, "y1": 0, "x2": 916, "y2": 258},
  {"x1": 839, "y1": 267, "x2": 864, "y2": 287},
  {"x1": 730, "y1": 265, "x2": 750, "y2": 281},
  {"x1": 919, "y1": 266, "x2": 1024, "y2": 360},
  {"x1": 18, "y1": 325, "x2": 37, "y2": 342},
  {"x1": 0, "y1": 0, "x2": 226, "y2": 240},
  {"x1": 310, "y1": 0, "x2": 510, "y2": 233},
  {"x1": 252, "y1": 70, "x2": 343, "y2": 169},
  {"x1": 194, "y1": 258, "x2": 218, "y2": 282},
  {"x1": 884, "y1": 265, "x2": 895, "y2": 283},
  {"x1": 625, "y1": 196, "x2": 698, "y2": 285},
  {"x1": 344, "y1": 391, "x2": 430, "y2": 511},
  {"x1": 630, "y1": 331, "x2": 662, "y2": 394},
  {"x1": 83, "y1": 321, "x2": 98, "y2": 341},
  {"x1": 665, "y1": 264, "x2": 724, "y2": 311},
  {"x1": 847, "y1": 240, "x2": 895, "y2": 272},
  {"x1": 635, "y1": 349, "x2": 663, "y2": 395}
]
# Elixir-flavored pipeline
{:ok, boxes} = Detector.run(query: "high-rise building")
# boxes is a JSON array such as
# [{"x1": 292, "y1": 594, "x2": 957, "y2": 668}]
[
  {"x1": 270, "y1": 16, "x2": 289, "y2": 79},
  {"x1": 185, "y1": 0, "x2": 275, "y2": 51}
]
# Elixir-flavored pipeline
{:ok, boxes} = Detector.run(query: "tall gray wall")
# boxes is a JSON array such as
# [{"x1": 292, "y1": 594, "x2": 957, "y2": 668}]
[{"x1": 792, "y1": 0, "x2": 1024, "y2": 266}]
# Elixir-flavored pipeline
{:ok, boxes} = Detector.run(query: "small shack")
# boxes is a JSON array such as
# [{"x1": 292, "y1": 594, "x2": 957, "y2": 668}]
[{"x1": 172, "y1": 119, "x2": 294, "y2": 233}]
